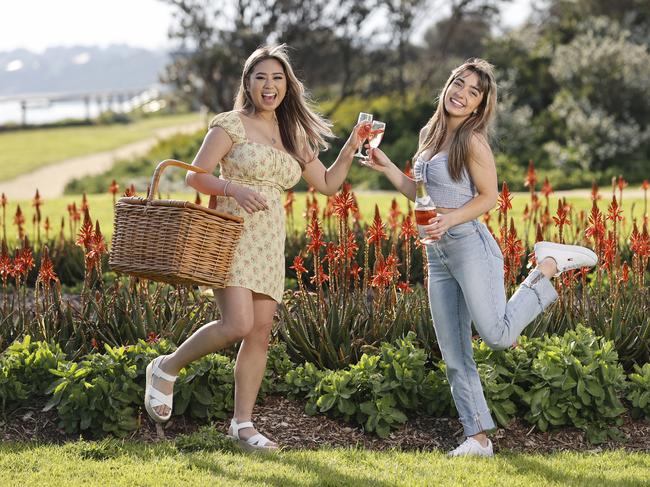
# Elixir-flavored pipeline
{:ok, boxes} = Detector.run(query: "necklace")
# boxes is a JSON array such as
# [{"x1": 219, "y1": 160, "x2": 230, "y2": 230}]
[{"x1": 252, "y1": 111, "x2": 279, "y2": 145}]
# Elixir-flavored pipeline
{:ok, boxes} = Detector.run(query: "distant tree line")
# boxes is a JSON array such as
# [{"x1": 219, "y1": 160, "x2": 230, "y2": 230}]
[{"x1": 161, "y1": 0, "x2": 650, "y2": 188}]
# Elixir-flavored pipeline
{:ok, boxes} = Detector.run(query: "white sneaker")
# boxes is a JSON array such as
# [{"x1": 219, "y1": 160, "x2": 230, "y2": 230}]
[
  {"x1": 534, "y1": 241, "x2": 598, "y2": 277},
  {"x1": 448, "y1": 437, "x2": 494, "y2": 457}
]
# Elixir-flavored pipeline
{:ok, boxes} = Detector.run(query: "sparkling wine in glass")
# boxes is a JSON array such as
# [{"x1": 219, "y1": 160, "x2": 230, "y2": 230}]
[
  {"x1": 354, "y1": 112, "x2": 373, "y2": 158},
  {"x1": 414, "y1": 177, "x2": 437, "y2": 244},
  {"x1": 361, "y1": 121, "x2": 386, "y2": 164}
]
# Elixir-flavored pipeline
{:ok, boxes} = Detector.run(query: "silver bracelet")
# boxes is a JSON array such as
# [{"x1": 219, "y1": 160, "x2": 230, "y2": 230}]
[{"x1": 223, "y1": 180, "x2": 231, "y2": 197}]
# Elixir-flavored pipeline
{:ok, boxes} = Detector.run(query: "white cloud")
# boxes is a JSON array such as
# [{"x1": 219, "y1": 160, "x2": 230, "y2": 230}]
[
  {"x1": 72, "y1": 52, "x2": 91, "y2": 65},
  {"x1": 6, "y1": 59, "x2": 24, "y2": 72}
]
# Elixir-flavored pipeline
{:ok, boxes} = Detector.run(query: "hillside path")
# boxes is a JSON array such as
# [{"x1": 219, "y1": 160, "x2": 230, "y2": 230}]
[{"x1": 0, "y1": 120, "x2": 205, "y2": 199}]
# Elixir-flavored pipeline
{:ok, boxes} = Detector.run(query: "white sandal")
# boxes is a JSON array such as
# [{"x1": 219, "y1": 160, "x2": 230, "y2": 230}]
[
  {"x1": 144, "y1": 355, "x2": 177, "y2": 423},
  {"x1": 227, "y1": 418, "x2": 278, "y2": 451}
]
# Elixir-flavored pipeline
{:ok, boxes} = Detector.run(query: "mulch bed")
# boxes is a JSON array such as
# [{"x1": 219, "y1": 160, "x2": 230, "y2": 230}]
[{"x1": 2, "y1": 395, "x2": 649, "y2": 453}]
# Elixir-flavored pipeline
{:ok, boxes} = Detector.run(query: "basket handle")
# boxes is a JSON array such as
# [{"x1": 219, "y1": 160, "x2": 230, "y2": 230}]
[{"x1": 148, "y1": 159, "x2": 207, "y2": 203}]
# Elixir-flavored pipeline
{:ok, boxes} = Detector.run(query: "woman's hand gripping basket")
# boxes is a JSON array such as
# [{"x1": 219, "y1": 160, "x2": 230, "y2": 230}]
[{"x1": 109, "y1": 159, "x2": 244, "y2": 287}]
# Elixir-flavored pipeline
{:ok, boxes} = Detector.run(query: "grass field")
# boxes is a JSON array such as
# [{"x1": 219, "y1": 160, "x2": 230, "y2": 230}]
[
  {"x1": 1, "y1": 189, "x2": 646, "y2": 246},
  {"x1": 0, "y1": 441, "x2": 648, "y2": 487},
  {"x1": 0, "y1": 113, "x2": 202, "y2": 182}
]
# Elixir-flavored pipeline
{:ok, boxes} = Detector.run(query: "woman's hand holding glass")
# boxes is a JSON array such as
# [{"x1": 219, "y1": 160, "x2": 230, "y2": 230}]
[
  {"x1": 352, "y1": 112, "x2": 373, "y2": 158},
  {"x1": 347, "y1": 120, "x2": 373, "y2": 155},
  {"x1": 362, "y1": 146, "x2": 392, "y2": 173},
  {"x1": 422, "y1": 212, "x2": 455, "y2": 241}
]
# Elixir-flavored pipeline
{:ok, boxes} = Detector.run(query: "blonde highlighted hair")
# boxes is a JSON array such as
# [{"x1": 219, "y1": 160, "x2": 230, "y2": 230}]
[
  {"x1": 234, "y1": 44, "x2": 333, "y2": 167},
  {"x1": 415, "y1": 58, "x2": 497, "y2": 181}
]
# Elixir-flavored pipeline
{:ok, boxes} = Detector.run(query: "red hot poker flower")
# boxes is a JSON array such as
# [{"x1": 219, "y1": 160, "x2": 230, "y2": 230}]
[
  {"x1": 400, "y1": 215, "x2": 418, "y2": 241},
  {"x1": 349, "y1": 263, "x2": 362, "y2": 281},
  {"x1": 0, "y1": 239, "x2": 12, "y2": 281},
  {"x1": 306, "y1": 218, "x2": 326, "y2": 255},
  {"x1": 370, "y1": 255, "x2": 394, "y2": 288},
  {"x1": 37, "y1": 245, "x2": 58, "y2": 283},
  {"x1": 404, "y1": 160, "x2": 413, "y2": 179},
  {"x1": 607, "y1": 195, "x2": 623, "y2": 223},
  {"x1": 86, "y1": 221, "x2": 107, "y2": 267},
  {"x1": 290, "y1": 255, "x2": 307, "y2": 275},
  {"x1": 332, "y1": 187, "x2": 357, "y2": 221},
  {"x1": 284, "y1": 189, "x2": 295, "y2": 216},
  {"x1": 76, "y1": 208, "x2": 94, "y2": 249},
  {"x1": 585, "y1": 200, "x2": 605, "y2": 244},
  {"x1": 109, "y1": 179, "x2": 120, "y2": 196},
  {"x1": 630, "y1": 221, "x2": 650, "y2": 258},
  {"x1": 397, "y1": 281, "x2": 413, "y2": 293},
  {"x1": 388, "y1": 199, "x2": 401, "y2": 231},
  {"x1": 541, "y1": 178, "x2": 553, "y2": 199},
  {"x1": 497, "y1": 182, "x2": 513, "y2": 216},
  {"x1": 524, "y1": 160, "x2": 537, "y2": 190},
  {"x1": 619, "y1": 262, "x2": 629, "y2": 284},
  {"x1": 147, "y1": 332, "x2": 160, "y2": 344},
  {"x1": 553, "y1": 199, "x2": 570, "y2": 228},
  {"x1": 591, "y1": 181, "x2": 600, "y2": 201},
  {"x1": 32, "y1": 189, "x2": 43, "y2": 210},
  {"x1": 13, "y1": 205, "x2": 25, "y2": 227},
  {"x1": 366, "y1": 205, "x2": 387, "y2": 246}
]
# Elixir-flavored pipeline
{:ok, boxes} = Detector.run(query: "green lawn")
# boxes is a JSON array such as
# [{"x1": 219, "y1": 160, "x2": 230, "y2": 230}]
[
  {"x1": 1, "y1": 190, "x2": 645, "y2": 246},
  {"x1": 0, "y1": 113, "x2": 202, "y2": 181},
  {"x1": 0, "y1": 441, "x2": 647, "y2": 487}
]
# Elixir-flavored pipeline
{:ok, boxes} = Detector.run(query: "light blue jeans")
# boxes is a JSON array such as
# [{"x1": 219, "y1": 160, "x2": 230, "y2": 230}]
[{"x1": 425, "y1": 219, "x2": 558, "y2": 436}]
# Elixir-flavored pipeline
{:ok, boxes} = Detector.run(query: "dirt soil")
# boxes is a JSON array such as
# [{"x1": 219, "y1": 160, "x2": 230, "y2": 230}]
[{"x1": 2, "y1": 395, "x2": 648, "y2": 453}]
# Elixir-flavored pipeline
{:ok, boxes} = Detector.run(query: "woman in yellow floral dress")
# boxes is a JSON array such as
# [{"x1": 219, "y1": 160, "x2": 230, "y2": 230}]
[{"x1": 143, "y1": 44, "x2": 369, "y2": 450}]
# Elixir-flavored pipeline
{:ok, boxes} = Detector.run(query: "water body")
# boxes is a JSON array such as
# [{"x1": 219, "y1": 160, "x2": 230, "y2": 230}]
[{"x1": 0, "y1": 89, "x2": 160, "y2": 125}]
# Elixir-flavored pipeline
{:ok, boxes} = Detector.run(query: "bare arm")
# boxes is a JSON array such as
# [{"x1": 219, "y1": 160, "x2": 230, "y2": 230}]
[
  {"x1": 363, "y1": 125, "x2": 429, "y2": 201},
  {"x1": 445, "y1": 135, "x2": 498, "y2": 227},
  {"x1": 185, "y1": 127, "x2": 269, "y2": 214},
  {"x1": 301, "y1": 121, "x2": 370, "y2": 196}
]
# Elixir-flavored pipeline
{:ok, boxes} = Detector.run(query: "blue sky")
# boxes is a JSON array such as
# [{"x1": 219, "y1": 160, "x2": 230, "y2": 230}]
[{"x1": 1, "y1": 0, "x2": 533, "y2": 53}]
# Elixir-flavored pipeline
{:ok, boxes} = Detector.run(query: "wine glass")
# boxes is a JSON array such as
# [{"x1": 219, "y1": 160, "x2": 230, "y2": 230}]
[
  {"x1": 360, "y1": 120, "x2": 386, "y2": 165},
  {"x1": 353, "y1": 112, "x2": 373, "y2": 159}
]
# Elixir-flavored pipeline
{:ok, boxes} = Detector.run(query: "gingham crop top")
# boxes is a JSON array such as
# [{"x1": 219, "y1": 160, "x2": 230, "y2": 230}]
[{"x1": 412, "y1": 152, "x2": 476, "y2": 208}]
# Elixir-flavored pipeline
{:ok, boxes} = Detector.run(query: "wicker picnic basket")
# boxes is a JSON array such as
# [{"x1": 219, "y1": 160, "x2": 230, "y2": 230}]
[{"x1": 109, "y1": 159, "x2": 244, "y2": 287}]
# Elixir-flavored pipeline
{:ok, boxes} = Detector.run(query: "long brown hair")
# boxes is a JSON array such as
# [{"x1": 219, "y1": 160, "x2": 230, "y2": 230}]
[
  {"x1": 234, "y1": 44, "x2": 333, "y2": 167},
  {"x1": 415, "y1": 59, "x2": 497, "y2": 181}
]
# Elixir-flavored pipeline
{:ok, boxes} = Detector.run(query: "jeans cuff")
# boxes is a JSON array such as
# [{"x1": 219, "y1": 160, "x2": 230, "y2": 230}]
[
  {"x1": 522, "y1": 269, "x2": 559, "y2": 311},
  {"x1": 462, "y1": 409, "x2": 496, "y2": 437}
]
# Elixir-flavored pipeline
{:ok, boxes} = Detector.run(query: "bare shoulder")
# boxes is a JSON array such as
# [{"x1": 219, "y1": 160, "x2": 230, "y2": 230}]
[
  {"x1": 418, "y1": 126, "x2": 428, "y2": 144},
  {"x1": 469, "y1": 133, "x2": 494, "y2": 166}
]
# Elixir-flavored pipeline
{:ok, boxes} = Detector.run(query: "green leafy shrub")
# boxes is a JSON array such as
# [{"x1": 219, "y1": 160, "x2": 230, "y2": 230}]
[
  {"x1": 0, "y1": 336, "x2": 67, "y2": 412},
  {"x1": 44, "y1": 344, "x2": 142, "y2": 436},
  {"x1": 303, "y1": 333, "x2": 444, "y2": 437},
  {"x1": 173, "y1": 354, "x2": 235, "y2": 420},
  {"x1": 281, "y1": 362, "x2": 327, "y2": 399},
  {"x1": 518, "y1": 326, "x2": 627, "y2": 443},
  {"x1": 420, "y1": 363, "x2": 455, "y2": 417},
  {"x1": 626, "y1": 363, "x2": 650, "y2": 420},
  {"x1": 472, "y1": 339, "x2": 536, "y2": 427}
]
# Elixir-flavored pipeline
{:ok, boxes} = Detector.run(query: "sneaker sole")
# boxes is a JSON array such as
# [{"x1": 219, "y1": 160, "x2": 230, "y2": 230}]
[{"x1": 534, "y1": 242, "x2": 598, "y2": 266}]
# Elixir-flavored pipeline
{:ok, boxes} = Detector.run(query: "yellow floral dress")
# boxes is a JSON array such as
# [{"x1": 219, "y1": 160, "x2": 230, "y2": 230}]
[{"x1": 208, "y1": 111, "x2": 302, "y2": 302}]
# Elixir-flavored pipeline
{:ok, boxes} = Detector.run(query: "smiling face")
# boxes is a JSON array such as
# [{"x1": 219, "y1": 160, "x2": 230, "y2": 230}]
[
  {"x1": 246, "y1": 58, "x2": 287, "y2": 114},
  {"x1": 443, "y1": 69, "x2": 484, "y2": 120}
]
